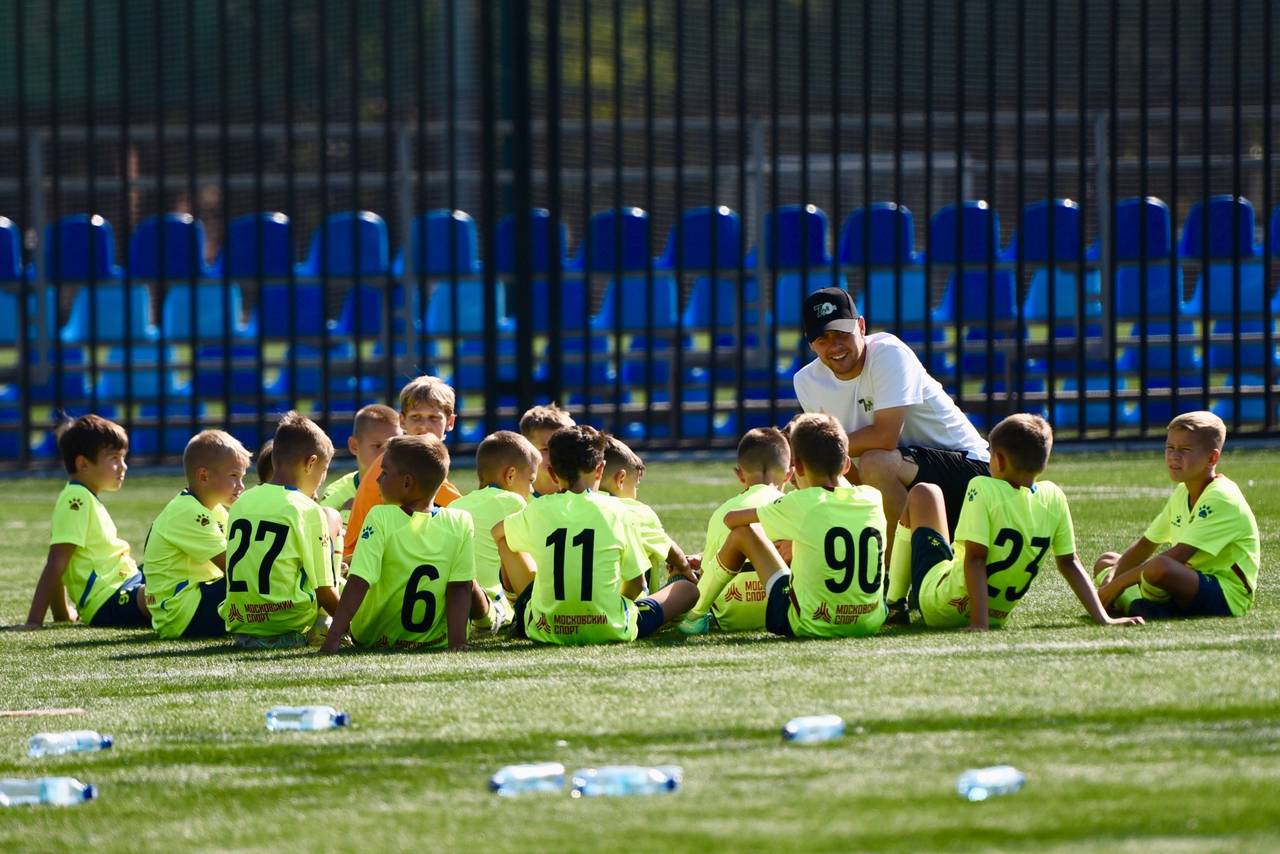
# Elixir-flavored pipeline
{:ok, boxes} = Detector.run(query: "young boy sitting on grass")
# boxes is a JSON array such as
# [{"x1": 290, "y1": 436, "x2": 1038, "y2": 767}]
[
  {"x1": 343, "y1": 376, "x2": 462, "y2": 562},
  {"x1": 519, "y1": 403, "x2": 576, "y2": 496},
  {"x1": 599, "y1": 435, "x2": 693, "y2": 592},
  {"x1": 493, "y1": 426, "x2": 698, "y2": 644},
  {"x1": 320, "y1": 404, "x2": 401, "y2": 525},
  {"x1": 688, "y1": 413, "x2": 888, "y2": 639},
  {"x1": 16, "y1": 414, "x2": 148, "y2": 630},
  {"x1": 321, "y1": 434, "x2": 498, "y2": 653},
  {"x1": 896, "y1": 413, "x2": 1143, "y2": 631},
  {"x1": 144, "y1": 430, "x2": 251, "y2": 639},
  {"x1": 221, "y1": 412, "x2": 340, "y2": 648},
  {"x1": 679, "y1": 427, "x2": 793, "y2": 635},
  {"x1": 1095, "y1": 411, "x2": 1260, "y2": 621},
  {"x1": 448, "y1": 431, "x2": 540, "y2": 627}
]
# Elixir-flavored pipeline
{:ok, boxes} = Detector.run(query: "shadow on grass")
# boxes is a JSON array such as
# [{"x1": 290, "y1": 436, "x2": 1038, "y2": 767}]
[{"x1": 50, "y1": 632, "x2": 161, "y2": 650}]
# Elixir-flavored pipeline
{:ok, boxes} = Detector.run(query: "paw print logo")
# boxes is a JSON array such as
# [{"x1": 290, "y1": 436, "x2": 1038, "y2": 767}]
[
  {"x1": 966, "y1": 487, "x2": 978, "y2": 502},
  {"x1": 1173, "y1": 514, "x2": 1182, "y2": 526},
  {"x1": 68, "y1": 497, "x2": 83, "y2": 511},
  {"x1": 360, "y1": 525, "x2": 374, "y2": 540},
  {"x1": 1197, "y1": 505, "x2": 1213, "y2": 519},
  {"x1": 197, "y1": 514, "x2": 211, "y2": 527}
]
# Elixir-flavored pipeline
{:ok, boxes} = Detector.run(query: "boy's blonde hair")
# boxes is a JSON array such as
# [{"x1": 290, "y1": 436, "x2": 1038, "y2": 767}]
[
  {"x1": 1167, "y1": 410, "x2": 1226, "y2": 453},
  {"x1": 384, "y1": 433, "x2": 450, "y2": 499},
  {"x1": 602, "y1": 435, "x2": 645, "y2": 480},
  {"x1": 271, "y1": 411, "x2": 335, "y2": 470},
  {"x1": 399, "y1": 375, "x2": 456, "y2": 417},
  {"x1": 56, "y1": 413, "x2": 129, "y2": 475},
  {"x1": 475, "y1": 430, "x2": 540, "y2": 482},
  {"x1": 737, "y1": 427, "x2": 791, "y2": 475},
  {"x1": 353, "y1": 403, "x2": 400, "y2": 438},
  {"x1": 518, "y1": 403, "x2": 575, "y2": 439},
  {"x1": 183, "y1": 429, "x2": 251, "y2": 482},
  {"x1": 787, "y1": 413, "x2": 848, "y2": 478},
  {"x1": 988, "y1": 413, "x2": 1054, "y2": 474}
]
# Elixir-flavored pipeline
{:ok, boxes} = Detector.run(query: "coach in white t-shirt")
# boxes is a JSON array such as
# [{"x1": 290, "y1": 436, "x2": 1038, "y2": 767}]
[{"x1": 793, "y1": 287, "x2": 989, "y2": 548}]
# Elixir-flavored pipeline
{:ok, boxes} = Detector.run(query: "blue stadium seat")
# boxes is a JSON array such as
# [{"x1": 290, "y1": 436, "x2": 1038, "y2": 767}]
[
  {"x1": 43, "y1": 215, "x2": 156, "y2": 345},
  {"x1": 761, "y1": 204, "x2": 845, "y2": 327},
  {"x1": 130, "y1": 403, "x2": 205, "y2": 456},
  {"x1": 0, "y1": 217, "x2": 57, "y2": 346},
  {"x1": 225, "y1": 212, "x2": 294, "y2": 279},
  {"x1": 60, "y1": 283, "x2": 159, "y2": 344},
  {"x1": 43, "y1": 214, "x2": 124, "y2": 283},
  {"x1": 1109, "y1": 196, "x2": 1184, "y2": 320},
  {"x1": 1051, "y1": 376, "x2": 1140, "y2": 429},
  {"x1": 297, "y1": 210, "x2": 390, "y2": 280},
  {"x1": 837, "y1": 203, "x2": 930, "y2": 334},
  {"x1": 94, "y1": 345, "x2": 192, "y2": 402},
  {"x1": 163, "y1": 283, "x2": 251, "y2": 341},
  {"x1": 496, "y1": 209, "x2": 571, "y2": 277},
  {"x1": 1013, "y1": 199, "x2": 1102, "y2": 333},
  {"x1": 655, "y1": 205, "x2": 748, "y2": 273}
]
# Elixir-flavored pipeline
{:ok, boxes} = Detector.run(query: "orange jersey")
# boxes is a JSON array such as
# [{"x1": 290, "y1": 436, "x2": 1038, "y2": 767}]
[{"x1": 342, "y1": 452, "x2": 461, "y2": 558}]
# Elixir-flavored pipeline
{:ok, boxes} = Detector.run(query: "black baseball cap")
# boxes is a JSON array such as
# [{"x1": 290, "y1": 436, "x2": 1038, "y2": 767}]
[{"x1": 802, "y1": 287, "x2": 861, "y2": 342}]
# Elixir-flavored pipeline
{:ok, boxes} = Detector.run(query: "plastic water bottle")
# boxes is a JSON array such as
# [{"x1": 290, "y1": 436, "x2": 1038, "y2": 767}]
[
  {"x1": 956, "y1": 765, "x2": 1026, "y2": 801},
  {"x1": 0, "y1": 777, "x2": 97, "y2": 807},
  {"x1": 489, "y1": 762, "x2": 565, "y2": 796},
  {"x1": 781, "y1": 714, "x2": 846, "y2": 743},
  {"x1": 27, "y1": 730, "x2": 114, "y2": 758},
  {"x1": 264, "y1": 705, "x2": 349, "y2": 732},
  {"x1": 569, "y1": 765, "x2": 682, "y2": 798}
]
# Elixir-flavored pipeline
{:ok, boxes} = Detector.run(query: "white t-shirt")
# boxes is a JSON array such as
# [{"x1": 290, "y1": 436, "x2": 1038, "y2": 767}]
[{"x1": 793, "y1": 332, "x2": 990, "y2": 461}]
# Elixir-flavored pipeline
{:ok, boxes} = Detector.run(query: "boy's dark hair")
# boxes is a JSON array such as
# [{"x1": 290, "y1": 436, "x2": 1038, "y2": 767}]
[
  {"x1": 256, "y1": 439, "x2": 274, "y2": 484},
  {"x1": 475, "y1": 430, "x2": 540, "y2": 483},
  {"x1": 602, "y1": 435, "x2": 645, "y2": 480},
  {"x1": 353, "y1": 403, "x2": 400, "y2": 439},
  {"x1": 383, "y1": 434, "x2": 449, "y2": 499},
  {"x1": 271, "y1": 411, "x2": 335, "y2": 471},
  {"x1": 518, "y1": 403, "x2": 575, "y2": 439},
  {"x1": 737, "y1": 427, "x2": 791, "y2": 474},
  {"x1": 57, "y1": 413, "x2": 129, "y2": 475},
  {"x1": 787, "y1": 413, "x2": 849, "y2": 478},
  {"x1": 988, "y1": 413, "x2": 1054, "y2": 474},
  {"x1": 547, "y1": 425, "x2": 607, "y2": 482}
]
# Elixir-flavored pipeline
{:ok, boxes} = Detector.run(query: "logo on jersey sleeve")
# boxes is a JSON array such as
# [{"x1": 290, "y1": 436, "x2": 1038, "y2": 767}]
[
  {"x1": 360, "y1": 525, "x2": 374, "y2": 540},
  {"x1": 967, "y1": 488, "x2": 978, "y2": 502},
  {"x1": 197, "y1": 513, "x2": 211, "y2": 527},
  {"x1": 68, "y1": 497, "x2": 83, "y2": 511},
  {"x1": 1197, "y1": 505, "x2": 1213, "y2": 519}
]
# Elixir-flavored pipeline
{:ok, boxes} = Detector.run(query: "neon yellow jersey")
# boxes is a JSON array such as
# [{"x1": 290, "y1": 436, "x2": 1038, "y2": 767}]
[
  {"x1": 503, "y1": 490, "x2": 648, "y2": 645},
  {"x1": 755, "y1": 485, "x2": 888, "y2": 638},
  {"x1": 348, "y1": 504, "x2": 476, "y2": 648},
  {"x1": 449, "y1": 485, "x2": 526, "y2": 600},
  {"x1": 704, "y1": 483, "x2": 784, "y2": 632},
  {"x1": 143, "y1": 492, "x2": 228, "y2": 638},
  {"x1": 617, "y1": 497, "x2": 672, "y2": 591},
  {"x1": 319, "y1": 471, "x2": 359, "y2": 524},
  {"x1": 1144, "y1": 475, "x2": 1260, "y2": 616},
  {"x1": 49, "y1": 482, "x2": 138, "y2": 624},
  {"x1": 219, "y1": 484, "x2": 336, "y2": 637},
  {"x1": 921, "y1": 477, "x2": 1076, "y2": 628}
]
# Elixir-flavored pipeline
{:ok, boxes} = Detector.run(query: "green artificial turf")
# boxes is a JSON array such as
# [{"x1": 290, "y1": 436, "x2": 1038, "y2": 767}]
[{"x1": 1, "y1": 450, "x2": 1279, "y2": 852}]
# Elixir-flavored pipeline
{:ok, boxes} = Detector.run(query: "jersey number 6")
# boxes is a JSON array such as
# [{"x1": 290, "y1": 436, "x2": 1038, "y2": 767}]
[{"x1": 401, "y1": 564, "x2": 440, "y2": 632}]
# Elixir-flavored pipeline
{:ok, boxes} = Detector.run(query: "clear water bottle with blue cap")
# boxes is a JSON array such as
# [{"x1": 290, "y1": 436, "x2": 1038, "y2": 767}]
[
  {"x1": 28, "y1": 730, "x2": 114, "y2": 758},
  {"x1": 569, "y1": 765, "x2": 682, "y2": 797},
  {"x1": 265, "y1": 705, "x2": 350, "y2": 732},
  {"x1": 0, "y1": 777, "x2": 97, "y2": 807},
  {"x1": 489, "y1": 762, "x2": 566, "y2": 796},
  {"x1": 781, "y1": 714, "x2": 846, "y2": 743},
  {"x1": 956, "y1": 765, "x2": 1026, "y2": 801}
]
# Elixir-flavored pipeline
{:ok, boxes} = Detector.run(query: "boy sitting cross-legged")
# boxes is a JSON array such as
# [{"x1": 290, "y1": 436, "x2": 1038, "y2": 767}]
[
  {"x1": 448, "y1": 431, "x2": 541, "y2": 628},
  {"x1": 144, "y1": 430, "x2": 251, "y2": 639},
  {"x1": 899, "y1": 413, "x2": 1143, "y2": 631},
  {"x1": 493, "y1": 426, "x2": 698, "y2": 644},
  {"x1": 16, "y1": 415, "x2": 148, "y2": 630},
  {"x1": 343, "y1": 376, "x2": 462, "y2": 562},
  {"x1": 320, "y1": 434, "x2": 495, "y2": 653},
  {"x1": 598, "y1": 436, "x2": 693, "y2": 592},
  {"x1": 221, "y1": 412, "x2": 341, "y2": 648},
  {"x1": 692, "y1": 413, "x2": 889, "y2": 639},
  {"x1": 679, "y1": 427, "x2": 793, "y2": 635},
  {"x1": 1095, "y1": 411, "x2": 1261, "y2": 621},
  {"x1": 320, "y1": 404, "x2": 402, "y2": 525}
]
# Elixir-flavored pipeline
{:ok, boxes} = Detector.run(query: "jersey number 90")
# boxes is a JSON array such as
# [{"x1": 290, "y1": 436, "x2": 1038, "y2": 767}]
[{"x1": 823, "y1": 526, "x2": 883, "y2": 595}]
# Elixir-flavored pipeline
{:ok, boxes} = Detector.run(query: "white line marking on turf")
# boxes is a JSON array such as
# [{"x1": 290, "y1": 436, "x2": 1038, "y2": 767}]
[{"x1": 1062, "y1": 485, "x2": 1170, "y2": 499}]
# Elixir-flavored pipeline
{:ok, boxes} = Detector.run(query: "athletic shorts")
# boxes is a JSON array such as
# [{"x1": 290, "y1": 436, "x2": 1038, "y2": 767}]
[
  {"x1": 634, "y1": 597, "x2": 665, "y2": 638},
  {"x1": 764, "y1": 575, "x2": 796, "y2": 637},
  {"x1": 902, "y1": 445, "x2": 991, "y2": 536},
  {"x1": 1129, "y1": 571, "x2": 1233, "y2": 620},
  {"x1": 909, "y1": 526, "x2": 953, "y2": 611},
  {"x1": 89, "y1": 572, "x2": 149, "y2": 628},
  {"x1": 182, "y1": 578, "x2": 229, "y2": 638}
]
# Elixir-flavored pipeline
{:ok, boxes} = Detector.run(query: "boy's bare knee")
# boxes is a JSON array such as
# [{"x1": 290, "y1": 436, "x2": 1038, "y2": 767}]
[{"x1": 1092, "y1": 552, "x2": 1121, "y2": 574}]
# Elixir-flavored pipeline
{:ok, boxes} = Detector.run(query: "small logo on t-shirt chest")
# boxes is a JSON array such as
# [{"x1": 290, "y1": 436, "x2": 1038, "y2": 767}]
[{"x1": 858, "y1": 398, "x2": 873, "y2": 413}]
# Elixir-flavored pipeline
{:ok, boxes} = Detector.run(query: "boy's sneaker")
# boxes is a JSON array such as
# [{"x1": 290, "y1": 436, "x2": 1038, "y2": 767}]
[
  {"x1": 677, "y1": 613, "x2": 712, "y2": 636},
  {"x1": 486, "y1": 595, "x2": 511, "y2": 634},
  {"x1": 884, "y1": 598, "x2": 911, "y2": 626}
]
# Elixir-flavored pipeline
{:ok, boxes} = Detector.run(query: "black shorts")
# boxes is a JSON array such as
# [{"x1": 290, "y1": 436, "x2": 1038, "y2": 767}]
[
  {"x1": 1130, "y1": 571, "x2": 1233, "y2": 620},
  {"x1": 764, "y1": 575, "x2": 796, "y2": 637},
  {"x1": 89, "y1": 572, "x2": 149, "y2": 628},
  {"x1": 509, "y1": 583, "x2": 666, "y2": 639},
  {"x1": 509, "y1": 584, "x2": 533, "y2": 640},
  {"x1": 909, "y1": 526, "x2": 954, "y2": 610},
  {"x1": 902, "y1": 445, "x2": 991, "y2": 536},
  {"x1": 182, "y1": 578, "x2": 229, "y2": 638}
]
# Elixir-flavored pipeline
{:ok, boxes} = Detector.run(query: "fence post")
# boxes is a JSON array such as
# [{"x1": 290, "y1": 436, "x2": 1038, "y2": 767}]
[
  {"x1": 29, "y1": 133, "x2": 48, "y2": 389},
  {"x1": 1094, "y1": 114, "x2": 1112, "y2": 360},
  {"x1": 396, "y1": 123, "x2": 415, "y2": 383},
  {"x1": 750, "y1": 118, "x2": 767, "y2": 369}
]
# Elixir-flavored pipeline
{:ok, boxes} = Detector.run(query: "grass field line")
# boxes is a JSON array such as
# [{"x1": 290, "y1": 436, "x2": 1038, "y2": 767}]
[{"x1": 831, "y1": 630, "x2": 1280, "y2": 658}]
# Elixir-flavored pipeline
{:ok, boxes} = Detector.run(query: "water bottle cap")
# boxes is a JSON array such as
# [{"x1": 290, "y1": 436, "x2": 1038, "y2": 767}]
[
  {"x1": 100, "y1": 736, "x2": 114, "y2": 750},
  {"x1": 82, "y1": 784, "x2": 98, "y2": 801},
  {"x1": 333, "y1": 712, "x2": 350, "y2": 727}
]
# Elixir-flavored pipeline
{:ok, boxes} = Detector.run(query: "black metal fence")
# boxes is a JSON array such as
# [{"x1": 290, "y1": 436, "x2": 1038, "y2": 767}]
[{"x1": 0, "y1": 0, "x2": 1276, "y2": 464}]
